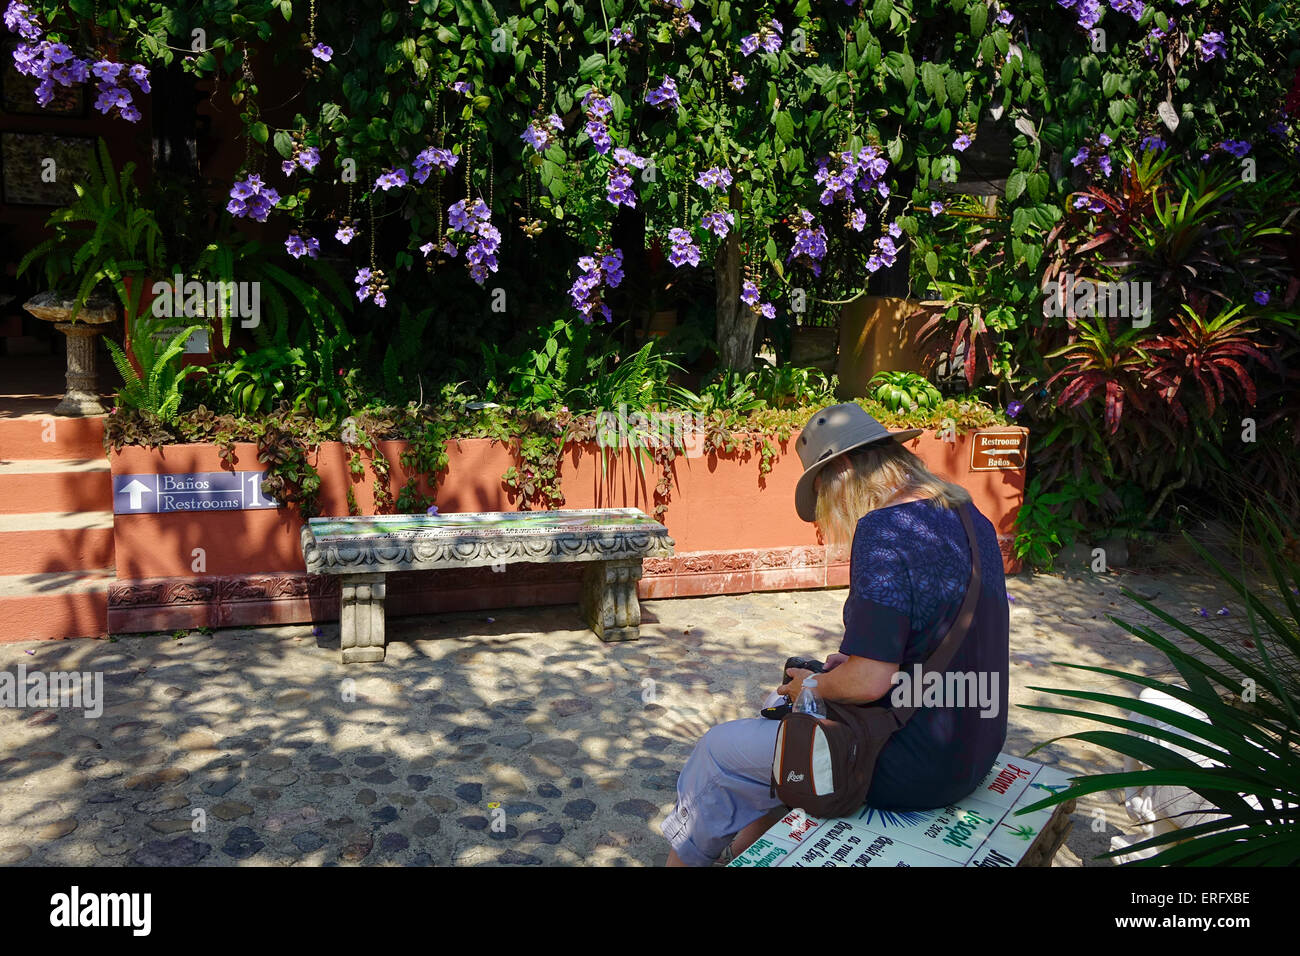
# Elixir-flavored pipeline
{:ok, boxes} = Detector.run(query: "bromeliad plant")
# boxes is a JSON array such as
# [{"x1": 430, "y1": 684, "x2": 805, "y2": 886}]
[
  {"x1": 1043, "y1": 317, "x2": 1155, "y2": 437},
  {"x1": 1143, "y1": 303, "x2": 1271, "y2": 423},
  {"x1": 868, "y1": 369, "x2": 944, "y2": 413},
  {"x1": 1030, "y1": 299, "x2": 1282, "y2": 517},
  {"x1": 1019, "y1": 143, "x2": 1299, "y2": 529},
  {"x1": 1045, "y1": 149, "x2": 1293, "y2": 321},
  {"x1": 1022, "y1": 504, "x2": 1300, "y2": 865}
]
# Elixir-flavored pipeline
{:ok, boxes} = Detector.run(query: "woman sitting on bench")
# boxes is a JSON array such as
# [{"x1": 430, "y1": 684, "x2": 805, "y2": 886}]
[{"x1": 662, "y1": 403, "x2": 1010, "y2": 866}]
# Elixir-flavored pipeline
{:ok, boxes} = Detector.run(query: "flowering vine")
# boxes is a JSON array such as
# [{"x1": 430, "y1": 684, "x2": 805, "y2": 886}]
[
  {"x1": 740, "y1": 19, "x2": 783, "y2": 56},
  {"x1": 355, "y1": 267, "x2": 388, "y2": 308},
  {"x1": 6, "y1": 2, "x2": 150, "y2": 122},
  {"x1": 569, "y1": 249, "x2": 624, "y2": 324},
  {"x1": 582, "y1": 90, "x2": 614, "y2": 155},
  {"x1": 227, "y1": 175, "x2": 280, "y2": 222},
  {"x1": 446, "y1": 198, "x2": 501, "y2": 285}
]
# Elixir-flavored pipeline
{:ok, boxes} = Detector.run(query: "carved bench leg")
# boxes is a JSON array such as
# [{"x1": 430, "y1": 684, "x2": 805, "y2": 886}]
[
  {"x1": 340, "y1": 573, "x2": 387, "y2": 664},
  {"x1": 581, "y1": 558, "x2": 644, "y2": 642},
  {"x1": 1019, "y1": 798, "x2": 1076, "y2": 867}
]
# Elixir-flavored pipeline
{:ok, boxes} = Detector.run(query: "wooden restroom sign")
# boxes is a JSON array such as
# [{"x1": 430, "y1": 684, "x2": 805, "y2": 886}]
[{"x1": 970, "y1": 430, "x2": 1028, "y2": 472}]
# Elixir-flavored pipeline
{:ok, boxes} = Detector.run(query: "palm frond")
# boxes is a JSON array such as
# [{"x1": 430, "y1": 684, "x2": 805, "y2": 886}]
[{"x1": 1025, "y1": 502, "x2": 1300, "y2": 865}]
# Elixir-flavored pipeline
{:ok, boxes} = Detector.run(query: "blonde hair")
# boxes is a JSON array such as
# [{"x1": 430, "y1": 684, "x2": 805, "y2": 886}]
[{"x1": 813, "y1": 440, "x2": 971, "y2": 551}]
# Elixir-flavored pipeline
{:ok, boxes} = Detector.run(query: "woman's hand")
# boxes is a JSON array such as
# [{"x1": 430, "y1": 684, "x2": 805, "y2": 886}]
[
  {"x1": 778, "y1": 667, "x2": 814, "y2": 703},
  {"x1": 779, "y1": 656, "x2": 900, "y2": 706}
]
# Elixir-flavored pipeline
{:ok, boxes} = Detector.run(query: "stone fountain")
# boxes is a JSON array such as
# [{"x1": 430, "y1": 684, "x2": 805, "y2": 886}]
[{"x1": 23, "y1": 291, "x2": 118, "y2": 416}]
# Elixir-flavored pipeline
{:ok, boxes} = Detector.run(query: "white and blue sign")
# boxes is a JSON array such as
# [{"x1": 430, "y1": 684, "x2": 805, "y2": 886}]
[{"x1": 113, "y1": 471, "x2": 278, "y2": 515}]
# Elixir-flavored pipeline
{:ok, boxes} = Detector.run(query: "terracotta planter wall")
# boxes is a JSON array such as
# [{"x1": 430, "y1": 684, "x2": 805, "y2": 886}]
[{"x1": 107, "y1": 428, "x2": 1027, "y2": 632}]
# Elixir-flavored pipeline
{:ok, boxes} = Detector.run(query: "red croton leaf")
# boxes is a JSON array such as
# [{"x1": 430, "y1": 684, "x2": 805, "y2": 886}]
[
  {"x1": 1196, "y1": 373, "x2": 1218, "y2": 416},
  {"x1": 1104, "y1": 379, "x2": 1125, "y2": 434},
  {"x1": 1076, "y1": 233, "x2": 1114, "y2": 255},
  {"x1": 1204, "y1": 363, "x2": 1227, "y2": 403},
  {"x1": 1059, "y1": 373, "x2": 1100, "y2": 408},
  {"x1": 913, "y1": 310, "x2": 943, "y2": 345},
  {"x1": 1216, "y1": 357, "x2": 1258, "y2": 405}
]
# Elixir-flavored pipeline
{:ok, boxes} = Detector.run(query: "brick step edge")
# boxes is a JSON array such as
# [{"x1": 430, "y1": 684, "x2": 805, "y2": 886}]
[
  {"x1": 0, "y1": 524, "x2": 114, "y2": 575},
  {"x1": 0, "y1": 589, "x2": 109, "y2": 641},
  {"x1": 104, "y1": 540, "x2": 1018, "y2": 635},
  {"x1": 0, "y1": 415, "x2": 105, "y2": 460}
]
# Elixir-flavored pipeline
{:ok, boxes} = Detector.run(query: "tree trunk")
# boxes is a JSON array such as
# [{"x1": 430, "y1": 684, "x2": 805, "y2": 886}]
[{"x1": 715, "y1": 187, "x2": 756, "y2": 371}]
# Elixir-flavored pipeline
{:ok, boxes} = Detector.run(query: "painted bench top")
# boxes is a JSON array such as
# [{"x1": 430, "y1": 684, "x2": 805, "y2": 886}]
[
  {"x1": 302, "y1": 508, "x2": 674, "y2": 573},
  {"x1": 729, "y1": 753, "x2": 1076, "y2": 867}
]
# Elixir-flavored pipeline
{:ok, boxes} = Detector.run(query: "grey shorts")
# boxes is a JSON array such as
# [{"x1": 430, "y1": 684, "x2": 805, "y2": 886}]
[{"x1": 660, "y1": 718, "x2": 786, "y2": 867}]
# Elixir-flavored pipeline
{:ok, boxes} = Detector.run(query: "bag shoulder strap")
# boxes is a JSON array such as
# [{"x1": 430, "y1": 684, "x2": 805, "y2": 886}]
[{"x1": 888, "y1": 502, "x2": 983, "y2": 727}]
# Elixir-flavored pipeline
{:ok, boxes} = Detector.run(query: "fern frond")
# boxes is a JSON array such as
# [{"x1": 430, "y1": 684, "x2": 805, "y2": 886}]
[
  {"x1": 104, "y1": 336, "x2": 143, "y2": 393},
  {"x1": 256, "y1": 281, "x2": 289, "y2": 346}
]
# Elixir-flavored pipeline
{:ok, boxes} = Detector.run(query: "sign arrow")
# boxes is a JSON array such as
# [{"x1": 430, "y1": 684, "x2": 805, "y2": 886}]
[{"x1": 120, "y1": 478, "x2": 152, "y2": 510}]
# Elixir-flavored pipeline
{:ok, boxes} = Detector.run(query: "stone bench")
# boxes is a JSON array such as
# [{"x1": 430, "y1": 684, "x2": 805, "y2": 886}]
[
  {"x1": 300, "y1": 508, "x2": 675, "y2": 663},
  {"x1": 728, "y1": 752, "x2": 1076, "y2": 867}
]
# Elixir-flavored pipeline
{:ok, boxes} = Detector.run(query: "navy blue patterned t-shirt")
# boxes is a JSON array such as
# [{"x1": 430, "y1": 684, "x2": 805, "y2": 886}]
[{"x1": 838, "y1": 498, "x2": 1009, "y2": 810}]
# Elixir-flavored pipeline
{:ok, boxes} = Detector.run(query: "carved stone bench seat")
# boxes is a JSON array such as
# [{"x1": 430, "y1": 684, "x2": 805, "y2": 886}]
[{"x1": 300, "y1": 509, "x2": 675, "y2": 663}]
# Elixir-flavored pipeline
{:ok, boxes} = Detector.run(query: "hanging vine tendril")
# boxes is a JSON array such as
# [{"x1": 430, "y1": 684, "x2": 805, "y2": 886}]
[
  {"x1": 368, "y1": 188, "x2": 375, "y2": 266},
  {"x1": 240, "y1": 45, "x2": 255, "y2": 167},
  {"x1": 464, "y1": 137, "x2": 472, "y2": 201}
]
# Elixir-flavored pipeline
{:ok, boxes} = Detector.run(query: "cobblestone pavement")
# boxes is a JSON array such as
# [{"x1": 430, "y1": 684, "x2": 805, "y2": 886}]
[{"x1": 0, "y1": 567, "x2": 1250, "y2": 867}]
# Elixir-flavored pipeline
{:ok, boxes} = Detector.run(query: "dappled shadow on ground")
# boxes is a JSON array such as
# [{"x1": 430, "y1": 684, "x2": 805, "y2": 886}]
[{"x1": 0, "y1": 566, "x2": 1249, "y2": 867}]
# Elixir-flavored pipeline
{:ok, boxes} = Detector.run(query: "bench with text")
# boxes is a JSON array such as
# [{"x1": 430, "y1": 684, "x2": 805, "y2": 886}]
[{"x1": 730, "y1": 753, "x2": 1076, "y2": 867}]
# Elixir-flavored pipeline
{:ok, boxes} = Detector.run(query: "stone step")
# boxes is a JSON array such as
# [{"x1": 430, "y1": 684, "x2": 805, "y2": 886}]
[
  {"x1": 0, "y1": 458, "x2": 112, "y2": 514},
  {"x1": 0, "y1": 413, "x2": 105, "y2": 460},
  {"x1": 0, "y1": 511, "x2": 114, "y2": 575},
  {"x1": 0, "y1": 568, "x2": 112, "y2": 641}
]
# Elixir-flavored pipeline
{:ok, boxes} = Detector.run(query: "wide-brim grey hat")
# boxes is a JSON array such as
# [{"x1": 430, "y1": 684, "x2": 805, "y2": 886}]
[{"x1": 794, "y1": 403, "x2": 923, "y2": 522}]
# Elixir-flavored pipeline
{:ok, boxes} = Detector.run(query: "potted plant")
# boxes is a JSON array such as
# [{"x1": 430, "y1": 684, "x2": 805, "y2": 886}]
[
  {"x1": 836, "y1": 295, "x2": 930, "y2": 399},
  {"x1": 17, "y1": 138, "x2": 166, "y2": 414}
]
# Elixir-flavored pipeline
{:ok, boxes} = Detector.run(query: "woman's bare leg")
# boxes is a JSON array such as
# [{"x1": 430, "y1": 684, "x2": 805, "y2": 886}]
[
  {"x1": 729, "y1": 808, "x2": 786, "y2": 857},
  {"x1": 666, "y1": 808, "x2": 780, "y2": 867},
  {"x1": 660, "y1": 719, "x2": 785, "y2": 866}
]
